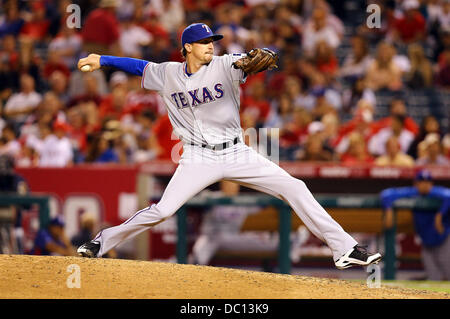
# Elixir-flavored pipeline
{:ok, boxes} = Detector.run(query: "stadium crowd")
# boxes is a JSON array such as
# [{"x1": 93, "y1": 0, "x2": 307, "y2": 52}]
[{"x1": 0, "y1": 0, "x2": 450, "y2": 167}]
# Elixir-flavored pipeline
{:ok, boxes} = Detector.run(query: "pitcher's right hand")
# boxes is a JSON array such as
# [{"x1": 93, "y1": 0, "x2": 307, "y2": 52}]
[{"x1": 78, "y1": 53, "x2": 101, "y2": 72}]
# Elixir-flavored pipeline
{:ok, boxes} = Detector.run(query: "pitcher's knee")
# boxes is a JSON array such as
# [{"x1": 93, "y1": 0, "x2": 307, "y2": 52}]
[
  {"x1": 278, "y1": 177, "x2": 307, "y2": 198},
  {"x1": 288, "y1": 178, "x2": 307, "y2": 191},
  {"x1": 153, "y1": 202, "x2": 178, "y2": 220}
]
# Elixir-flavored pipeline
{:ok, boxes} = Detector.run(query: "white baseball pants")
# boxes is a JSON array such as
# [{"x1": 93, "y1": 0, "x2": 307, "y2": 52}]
[{"x1": 93, "y1": 142, "x2": 357, "y2": 261}]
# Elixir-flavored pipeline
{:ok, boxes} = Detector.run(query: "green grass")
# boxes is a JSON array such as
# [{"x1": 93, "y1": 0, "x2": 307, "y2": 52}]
[
  {"x1": 347, "y1": 279, "x2": 450, "y2": 294},
  {"x1": 380, "y1": 280, "x2": 450, "y2": 294}
]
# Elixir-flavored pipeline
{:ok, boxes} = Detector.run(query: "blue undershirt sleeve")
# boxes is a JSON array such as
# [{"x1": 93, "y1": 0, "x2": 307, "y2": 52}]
[
  {"x1": 430, "y1": 187, "x2": 450, "y2": 217},
  {"x1": 100, "y1": 56, "x2": 149, "y2": 76},
  {"x1": 380, "y1": 187, "x2": 419, "y2": 209}
]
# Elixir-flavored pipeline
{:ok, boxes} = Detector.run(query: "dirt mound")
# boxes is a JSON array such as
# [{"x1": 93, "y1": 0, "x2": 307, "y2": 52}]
[{"x1": 0, "y1": 255, "x2": 448, "y2": 299}]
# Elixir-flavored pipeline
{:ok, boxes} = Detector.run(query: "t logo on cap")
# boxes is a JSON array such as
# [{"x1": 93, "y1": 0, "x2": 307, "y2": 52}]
[
  {"x1": 181, "y1": 23, "x2": 223, "y2": 48},
  {"x1": 201, "y1": 24, "x2": 212, "y2": 33}
]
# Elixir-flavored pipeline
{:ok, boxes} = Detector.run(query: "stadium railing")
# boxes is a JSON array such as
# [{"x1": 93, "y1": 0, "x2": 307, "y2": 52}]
[{"x1": 175, "y1": 194, "x2": 442, "y2": 280}]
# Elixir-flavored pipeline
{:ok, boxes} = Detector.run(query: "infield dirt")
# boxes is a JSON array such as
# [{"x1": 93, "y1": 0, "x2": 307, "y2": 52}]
[{"x1": 0, "y1": 254, "x2": 448, "y2": 299}]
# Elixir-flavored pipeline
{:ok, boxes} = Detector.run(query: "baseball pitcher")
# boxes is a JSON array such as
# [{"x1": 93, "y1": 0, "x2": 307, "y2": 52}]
[{"x1": 77, "y1": 23, "x2": 381, "y2": 269}]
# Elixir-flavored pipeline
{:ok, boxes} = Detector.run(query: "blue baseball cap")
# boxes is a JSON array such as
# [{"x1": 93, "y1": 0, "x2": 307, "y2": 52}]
[
  {"x1": 50, "y1": 216, "x2": 65, "y2": 227},
  {"x1": 415, "y1": 169, "x2": 433, "y2": 181},
  {"x1": 181, "y1": 23, "x2": 223, "y2": 48}
]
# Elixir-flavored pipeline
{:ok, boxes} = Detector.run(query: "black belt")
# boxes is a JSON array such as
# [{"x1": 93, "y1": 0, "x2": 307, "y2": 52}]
[{"x1": 190, "y1": 137, "x2": 240, "y2": 151}]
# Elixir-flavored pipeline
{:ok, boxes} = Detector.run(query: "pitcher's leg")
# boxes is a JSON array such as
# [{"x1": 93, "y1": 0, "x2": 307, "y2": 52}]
[
  {"x1": 225, "y1": 146, "x2": 357, "y2": 261},
  {"x1": 92, "y1": 161, "x2": 223, "y2": 257}
]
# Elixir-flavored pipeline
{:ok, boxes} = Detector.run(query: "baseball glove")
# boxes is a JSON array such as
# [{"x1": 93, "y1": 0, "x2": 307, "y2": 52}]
[{"x1": 232, "y1": 48, "x2": 278, "y2": 75}]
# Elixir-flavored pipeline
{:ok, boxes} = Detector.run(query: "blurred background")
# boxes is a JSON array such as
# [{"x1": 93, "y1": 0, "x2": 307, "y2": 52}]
[{"x1": 0, "y1": 0, "x2": 449, "y2": 286}]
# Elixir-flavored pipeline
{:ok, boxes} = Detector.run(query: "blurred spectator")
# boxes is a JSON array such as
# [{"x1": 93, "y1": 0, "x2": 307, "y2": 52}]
[
  {"x1": 0, "y1": 1, "x2": 449, "y2": 168},
  {"x1": 297, "y1": 121, "x2": 334, "y2": 162},
  {"x1": 380, "y1": 170, "x2": 450, "y2": 281},
  {"x1": 435, "y1": 48, "x2": 450, "y2": 88},
  {"x1": 20, "y1": 91, "x2": 66, "y2": 144},
  {"x1": 309, "y1": 87, "x2": 337, "y2": 121},
  {"x1": 27, "y1": 122, "x2": 73, "y2": 167},
  {"x1": 308, "y1": 72, "x2": 342, "y2": 112},
  {"x1": 42, "y1": 48, "x2": 71, "y2": 80},
  {"x1": 375, "y1": 98, "x2": 419, "y2": 137},
  {"x1": 339, "y1": 35, "x2": 372, "y2": 81},
  {"x1": 48, "y1": 70, "x2": 70, "y2": 105},
  {"x1": 265, "y1": 93, "x2": 291, "y2": 128},
  {"x1": 407, "y1": 115, "x2": 441, "y2": 159},
  {"x1": 81, "y1": 0, "x2": 122, "y2": 56},
  {"x1": 341, "y1": 79, "x2": 376, "y2": 114},
  {"x1": 18, "y1": 1, "x2": 50, "y2": 43},
  {"x1": 405, "y1": 44, "x2": 433, "y2": 89},
  {"x1": 0, "y1": 124, "x2": 20, "y2": 158},
  {"x1": 389, "y1": 0, "x2": 426, "y2": 45},
  {"x1": 374, "y1": 136, "x2": 415, "y2": 167},
  {"x1": 152, "y1": 114, "x2": 181, "y2": 160},
  {"x1": 321, "y1": 112, "x2": 340, "y2": 152},
  {"x1": 241, "y1": 79, "x2": 271, "y2": 127},
  {"x1": 15, "y1": 144, "x2": 38, "y2": 168},
  {"x1": 124, "y1": 76, "x2": 165, "y2": 116},
  {"x1": 215, "y1": 25, "x2": 244, "y2": 55},
  {"x1": 269, "y1": 99, "x2": 310, "y2": 161},
  {"x1": 282, "y1": 75, "x2": 315, "y2": 111},
  {"x1": 435, "y1": 0, "x2": 450, "y2": 33},
  {"x1": 136, "y1": 9, "x2": 169, "y2": 42},
  {"x1": 337, "y1": 100, "x2": 376, "y2": 146},
  {"x1": 443, "y1": 131, "x2": 450, "y2": 159},
  {"x1": 68, "y1": 67, "x2": 108, "y2": 98},
  {"x1": 340, "y1": 132, "x2": 374, "y2": 165},
  {"x1": 99, "y1": 85, "x2": 128, "y2": 121},
  {"x1": 65, "y1": 106, "x2": 88, "y2": 163},
  {"x1": 32, "y1": 216, "x2": 76, "y2": 256},
  {"x1": 0, "y1": 154, "x2": 28, "y2": 254},
  {"x1": 143, "y1": 35, "x2": 172, "y2": 63},
  {"x1": 86, "y1": 132, "x2": 120, "y2": 163},
  {"x1": 302, "y1": 7, "x2": 341, "y2": 57},
  {"x1": 119, "y1": 16, "x2": 152, "y2": 58},
  {"x1": 133, "y1": 110, "x2": 158, "y2": 163},
  {"x1": 3, "y1": 74, "x2": 42, "y2": 128},
  {"x1": 0, "y1": 1, "x2": 24, "y2": 38},
  {"x1": 71, "y1": 212, "x2": 97, "y2": 248},
  {"x1": 364, "y1": 42, "x2": 403, "y2": 91},
  {"x1": 313, "y1": 40, "x2": 338, "y2": 77},
  {"x1": 416, "y1": 133, "x2": 450, "y2": 165},
  {"x1": 148, "y1": 0, "x2": 186, "y2": 34},
  {"x1": 48, "y1": 23, "x2": 83, "y2": 71},
  {"x1": 0, "y1": 33, "x2": 19, "y2": 71},
  {"x1": 68, "y1": 73, "x2": 103, "y2": 108},
  {"x1": 185, "y1": 0, "x2": 215, "y2": 26},
  {"x1": 369, "y1": 115, "x2": 415, "y2": 157},
  {"x1": 0, "y1": 35, "x2": 20, "y2": 101}
]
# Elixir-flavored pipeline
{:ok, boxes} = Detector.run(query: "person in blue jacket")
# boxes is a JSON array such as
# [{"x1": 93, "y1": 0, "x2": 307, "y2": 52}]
[
  {"x1": 380, "y1": 169, "x2": 450, "y2": 281},
  {"x1": 32, "y1": 216, "x2": 76, "y2": 256}
]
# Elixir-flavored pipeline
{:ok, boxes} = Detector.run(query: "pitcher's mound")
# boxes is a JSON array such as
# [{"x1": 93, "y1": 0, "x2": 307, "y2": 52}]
[{"x1": 0, "y1": 255, "x2": 448, "y2": 299}]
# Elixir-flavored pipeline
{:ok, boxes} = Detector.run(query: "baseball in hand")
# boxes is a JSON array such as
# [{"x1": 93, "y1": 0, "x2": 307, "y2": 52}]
[{"x1": 81, "y1": 65, "x2": 92, "y2": 72}]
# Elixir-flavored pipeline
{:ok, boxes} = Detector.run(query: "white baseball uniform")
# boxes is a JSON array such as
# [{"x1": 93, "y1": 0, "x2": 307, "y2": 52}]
[{"x1": 93, "y1": 54, "x2": 358, "y2": 261}]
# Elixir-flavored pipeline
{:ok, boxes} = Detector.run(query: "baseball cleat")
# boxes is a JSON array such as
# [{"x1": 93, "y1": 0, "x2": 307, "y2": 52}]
[
  {"x1": 77, "y1": 241, "x2": 101, "y2": 258},
  {"x1": 334, "y1": 245, "x2": 382, "y2": 270}
]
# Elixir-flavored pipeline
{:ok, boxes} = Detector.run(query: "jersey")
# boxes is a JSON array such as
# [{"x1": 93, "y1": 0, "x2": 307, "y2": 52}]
[
  {"x1": 141, "y1": 54, "x2": 247, "y2": 146},
  {"x1": 380, "y1": 186, "x2": 450, "y2": 247}
]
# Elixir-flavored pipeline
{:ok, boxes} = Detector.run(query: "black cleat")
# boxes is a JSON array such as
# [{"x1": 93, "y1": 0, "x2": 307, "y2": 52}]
[
  {"x1": 77, "y1": 241, "x2": 100, "y2": 258},
  {"x1": 335, "y1": 245, "x2": 382, "y2": 270}
]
